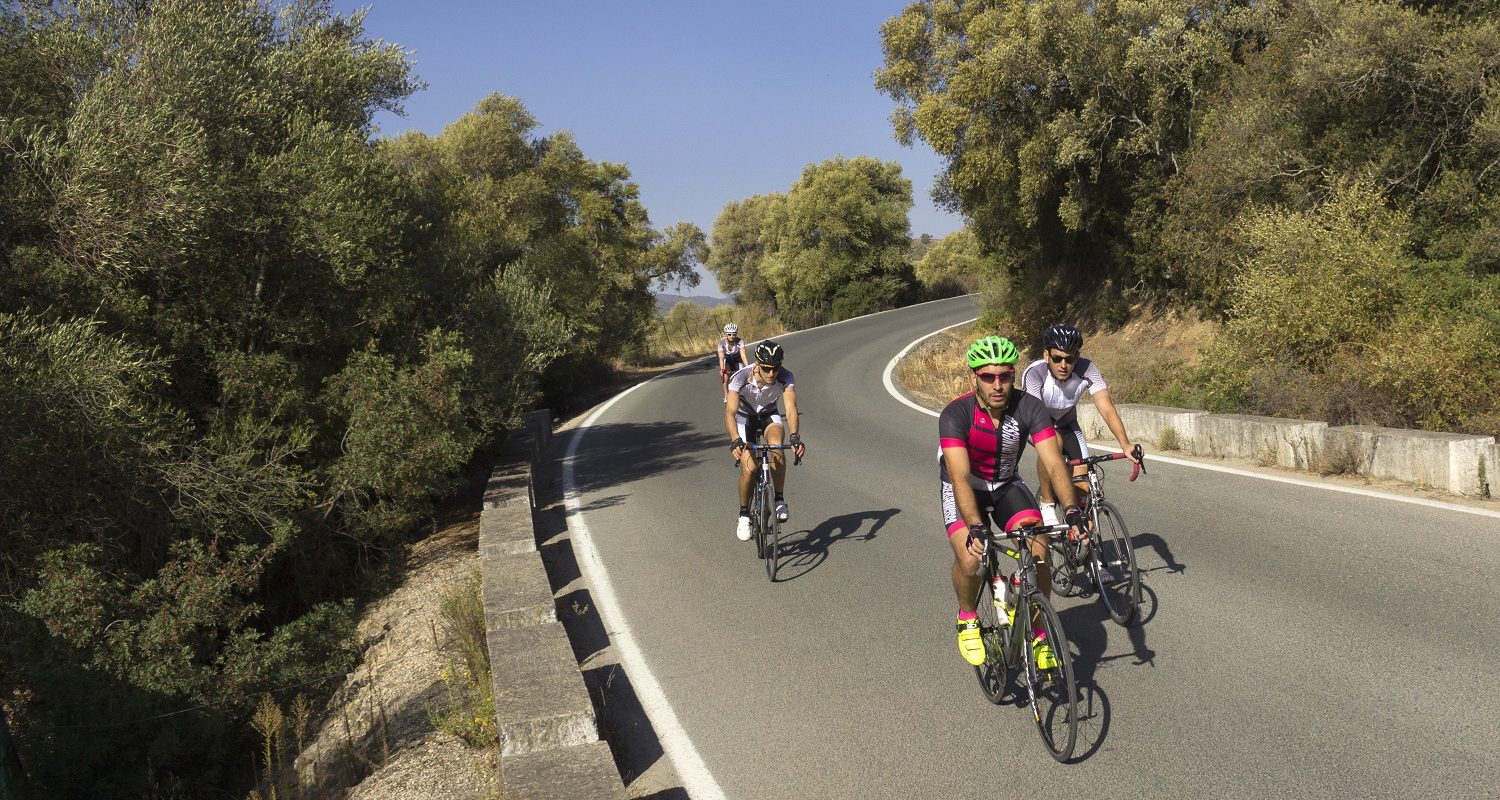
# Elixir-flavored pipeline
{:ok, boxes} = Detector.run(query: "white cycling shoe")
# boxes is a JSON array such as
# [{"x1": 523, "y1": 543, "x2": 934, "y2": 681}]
[
  {"x1": 775, "y1": 500, "x2": 789, "y2": 522},
  {"x1": 735, "y1": 515, "x2": 752, "y2": 541}
]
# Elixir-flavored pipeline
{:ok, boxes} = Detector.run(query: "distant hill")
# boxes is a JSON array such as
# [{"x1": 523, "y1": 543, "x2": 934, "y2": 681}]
[{"x1": 654, "y1": 293, "x2": 732, "y2": 315}]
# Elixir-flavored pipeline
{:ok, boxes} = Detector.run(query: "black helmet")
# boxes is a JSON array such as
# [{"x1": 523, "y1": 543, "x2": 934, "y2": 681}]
[
  {"x1": 755, "y1": 340, "x2": 784, "y2": 366},
  {"x1": 1042, "y1": 323, "x2": 1083, "y2": 352}
]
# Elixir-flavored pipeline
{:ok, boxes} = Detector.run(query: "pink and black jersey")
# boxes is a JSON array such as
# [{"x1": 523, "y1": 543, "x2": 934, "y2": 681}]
[{"x1": 937, "y1": 389, "x2": 1058, "y2": 483}]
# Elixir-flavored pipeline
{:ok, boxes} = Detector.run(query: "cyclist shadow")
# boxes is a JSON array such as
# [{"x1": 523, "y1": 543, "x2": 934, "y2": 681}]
[
  {"x1": 1132, "y1": 531, "x2": 1187, "y2": 576},
  {"x1": 771, "y1": 508, "x2": 898, "y2": 582}
]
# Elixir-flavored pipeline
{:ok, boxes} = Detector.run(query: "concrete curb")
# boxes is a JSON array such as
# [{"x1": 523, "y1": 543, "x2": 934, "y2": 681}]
[
  {"x1": 479, "y1": 410, "x2": 626, "y2": 800},
  {"x1": 1080, "y1": 403, "x2": 1496, "y2": 498}
]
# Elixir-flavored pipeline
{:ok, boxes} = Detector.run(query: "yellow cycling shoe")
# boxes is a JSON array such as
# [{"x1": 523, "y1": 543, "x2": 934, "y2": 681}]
[
  {"x1": 957, "y1": 617, "x2": 986, "y2": 666},
  {"x1": 1032, "y1": 635, "x2": 1058, "y2": 671}
]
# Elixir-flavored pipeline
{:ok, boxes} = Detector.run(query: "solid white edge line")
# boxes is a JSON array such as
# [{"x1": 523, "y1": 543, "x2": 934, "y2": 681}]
[
  {"x1": 881, "y1": 316, "x2": 978, "y2": 414},
  {"x1": 883, "y1": 321, "x2": 1500, "y2": 521},
  {"x1": 562, "y1": 357, "x2": 729, "y2": 800}
]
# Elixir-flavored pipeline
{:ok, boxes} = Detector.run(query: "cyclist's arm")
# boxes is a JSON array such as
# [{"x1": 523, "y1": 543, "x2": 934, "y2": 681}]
[
  {"x1": 724, "y1": 387, "x2": 740, "y2": 443},
  {"x1": 1089, "y1": 388, "x2": 1137, "y2": 462},
  {"x1": 941, "y1": 447, "x2": 984, "y2": 528},
  {"x1": 717, "y1": 342, "x2": 727, "y2": 371},
  {"x1": 782, "y1": 384, "x2": 799, "y2": 439}
]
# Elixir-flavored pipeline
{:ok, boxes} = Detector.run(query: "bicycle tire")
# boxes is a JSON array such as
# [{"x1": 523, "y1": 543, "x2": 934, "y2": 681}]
[
  {"x1": 766, "y1": 511, "x2": 781, "y2": 580},
  {"x1": 972, "y1": 566, "x2": 1011, "y2": 704},
  {"x1": 751, "y1": 485, "x2": 768, "y2": 560},
  {"x1": 1093, "y1": 500, "x2": 1141, "y2": 626},
  {"x1": 1020, "y1": 592, "x2": 1079, "y2": 762}
]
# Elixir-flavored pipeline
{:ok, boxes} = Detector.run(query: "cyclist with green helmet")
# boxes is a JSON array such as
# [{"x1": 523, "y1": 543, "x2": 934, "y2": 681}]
[{"x1": 939, "y1": 335, "x2": 1083, "y2": 669}]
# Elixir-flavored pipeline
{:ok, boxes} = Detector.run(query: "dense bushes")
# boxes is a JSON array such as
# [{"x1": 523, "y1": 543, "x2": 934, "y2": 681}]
[
  {"x1": 0, "y1": 2, "x2": 701, "y2": 795},
  {"x1": 879, "y1": 0, "x2": 1500, "y2": 436}
]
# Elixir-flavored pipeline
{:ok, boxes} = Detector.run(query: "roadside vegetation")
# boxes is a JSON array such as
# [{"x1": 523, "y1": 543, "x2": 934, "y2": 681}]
[
  {"x1": 5, "y1": 0, "x2": 1500, "y2": 795},
  {"x1": 878, "y1": 0, "x2": 1500, "y2": 437},
  {"x1": 0, "y1": 2, "x2": 699, "y2": 796}
]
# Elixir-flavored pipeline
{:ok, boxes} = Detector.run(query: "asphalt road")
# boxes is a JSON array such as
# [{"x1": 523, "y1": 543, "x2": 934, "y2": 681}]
[{"x1": 565, "y1": 295, "x2": 1500, "y2": 800}]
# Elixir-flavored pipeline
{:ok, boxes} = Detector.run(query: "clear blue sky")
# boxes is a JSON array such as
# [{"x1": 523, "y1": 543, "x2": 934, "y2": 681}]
[{"x1": 333, "y1": 1, "x2": 963, "y2": 296}]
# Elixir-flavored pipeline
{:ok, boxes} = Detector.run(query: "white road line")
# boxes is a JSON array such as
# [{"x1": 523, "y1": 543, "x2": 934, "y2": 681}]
[
  {"x1": 883, "y1": 321, "x2": 1500, "y2": 521},
  {"x1": 562, "y1": 358, "x2": 728, "y2": 800}
]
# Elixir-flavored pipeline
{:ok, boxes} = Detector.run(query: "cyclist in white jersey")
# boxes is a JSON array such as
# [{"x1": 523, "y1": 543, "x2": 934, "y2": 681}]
[
  {"x1": 716, "y1": 323, "x2": 749, "y2": 403},
  {"x1": 725, "y1": 340, "x2": 805, "y2": 541},
  {"x1": 1021, "y1": 323, "x2": 1137, "y2": 525}
]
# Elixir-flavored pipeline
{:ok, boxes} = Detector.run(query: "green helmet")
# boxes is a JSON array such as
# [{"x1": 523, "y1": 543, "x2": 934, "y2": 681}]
[{"x1": 965, "y1": 335, "x2": 1019, "y2": 370}]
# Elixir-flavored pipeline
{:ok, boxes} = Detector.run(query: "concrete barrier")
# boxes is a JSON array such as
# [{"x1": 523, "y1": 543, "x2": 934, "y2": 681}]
[
  {"x1": 1091, "y1": 403, "x2": 1497, "y2": 498},
  {"x1": 1325, "y1": 426, "x2": 1494, "y2": 496},
  {"x1": 1079, "y1": 404, "x2": 1208, "y2": 451},
  {"x1": 1193, "y1": 413, "x2": 1327, "y2": 471},
  {"x1": 480, "y1": 412, "x2": 626, "y2": 800}
]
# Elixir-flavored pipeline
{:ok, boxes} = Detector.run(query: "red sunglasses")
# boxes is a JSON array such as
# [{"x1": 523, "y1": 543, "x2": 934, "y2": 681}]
[{"x1": 975, "y1": 369, "x2": 1014, "y2": 383}]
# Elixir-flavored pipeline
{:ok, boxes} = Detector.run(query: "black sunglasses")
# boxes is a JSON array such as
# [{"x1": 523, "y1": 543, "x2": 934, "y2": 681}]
[{"x1": 1049, "y1": 354, "x2": 1078, "y2": 365}]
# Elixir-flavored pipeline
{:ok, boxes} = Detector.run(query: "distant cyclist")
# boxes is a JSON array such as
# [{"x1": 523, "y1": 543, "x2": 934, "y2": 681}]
[
  {"x1": 726, "y1": 341, "x2": 805, "y2": 541},
  {"x1": 1021, "y1": 323, "x2": 1137, "y2": 526},
  {"x1": 941, "y1": 335, "x2": 1082, "y2": 668},
  {"x1": 717, "y1": 323, "x2": 749, "y2": 403}
]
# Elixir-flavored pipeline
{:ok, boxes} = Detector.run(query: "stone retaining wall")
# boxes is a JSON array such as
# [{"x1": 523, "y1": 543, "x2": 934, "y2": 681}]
[
  {"x1": 1079, "y1": 403, "x2": 1496, "y2": 497},
  {"x1": 479, "y1": 410, "x2": 626, "y2": 800}
]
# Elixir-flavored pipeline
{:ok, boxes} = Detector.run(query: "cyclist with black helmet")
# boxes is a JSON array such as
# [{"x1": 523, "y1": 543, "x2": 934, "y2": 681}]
[
  {"x1": 717, "y1": 323, "x2": 749, "y2": 403},
  {"x1": 941, "y1": 336, "x2": 1082, "y2": 668},
  {"x1": 726, "y1": 340, "x2": 805, "y2": 541},
  {"x1": 1021, "y1": 323, "x2": 1138, "y2": 526}
]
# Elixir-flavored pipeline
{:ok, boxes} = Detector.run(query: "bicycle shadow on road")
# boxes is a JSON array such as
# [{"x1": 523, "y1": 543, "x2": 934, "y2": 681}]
[
  {"x1": 562, "y1": 420, "x2": 720, "y2": 495},
  {"x1": 771, "y1": 508, "x2": 899, "y2": 582}
]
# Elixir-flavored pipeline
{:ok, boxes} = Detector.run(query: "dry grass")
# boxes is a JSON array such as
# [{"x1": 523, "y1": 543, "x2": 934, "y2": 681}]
[
  {"x1": 894, "y1": 326, "x2": 980, "y2": 410},
  {"x1": 894, "y1": 305, "x2": 1218, "y2": 412}
]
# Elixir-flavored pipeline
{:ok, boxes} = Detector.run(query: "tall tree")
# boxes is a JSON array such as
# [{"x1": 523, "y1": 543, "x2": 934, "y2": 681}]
[{"x1": 759, "y1": 156, "x2": 916, "y2": 327}]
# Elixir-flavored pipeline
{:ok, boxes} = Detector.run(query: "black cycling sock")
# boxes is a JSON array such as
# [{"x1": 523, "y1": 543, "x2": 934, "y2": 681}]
[
  {"x1": 739, "y1": 506, "x2": 748, "y2": 516},
  {"x1": 774, "y1": 493, "x2": 784, "y2": 502}
]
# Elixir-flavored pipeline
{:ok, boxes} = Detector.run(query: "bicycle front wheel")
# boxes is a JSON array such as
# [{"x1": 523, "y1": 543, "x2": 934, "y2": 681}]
[
  {"x1": 1047, "y1": 537, "x2": 1083, "y2": 598},
  {"x1": 1093, "y1": 500, "x2": 1140, "y2": 626},
  {"x1": 972, "y1": 569, "x2": 1010, "y2": 705},
  {"x1": 752, "y1": 487, "x2": 768, "y2": 560},
  {"x1": 765, "y1": 509, "x2": 780, "y2": 580},
  {"x1": 1020, "y1": 592, "x2": 1078, "y2": 762}
]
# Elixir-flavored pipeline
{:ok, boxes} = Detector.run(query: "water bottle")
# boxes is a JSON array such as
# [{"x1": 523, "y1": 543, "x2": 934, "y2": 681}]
[{"x1": 994, "y1": 573, "x2": 1019, "y2": 627}]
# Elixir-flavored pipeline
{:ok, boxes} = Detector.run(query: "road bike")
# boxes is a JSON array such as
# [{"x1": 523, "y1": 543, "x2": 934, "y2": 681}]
[
  {"x1": 741, "y1": 441, "x2": 799, "y2": 581},
  {"x1": 1048, "y1": 445, "x2": 1145, "y2": 626},
  {"x1": 972, "y1": 521, "x2": 1080, "y2": 762}
]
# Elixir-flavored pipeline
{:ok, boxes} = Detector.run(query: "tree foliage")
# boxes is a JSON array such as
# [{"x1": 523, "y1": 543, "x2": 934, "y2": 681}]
[
  {"x1": 0, "y1": 3, "x2": 699, "y2": 795},
  {"x1": 708, "y1": 157, "x2": 917, "y2": 328},
  {"x1": 879, "y1": 0, "x2": 1500, "y2": 434}
]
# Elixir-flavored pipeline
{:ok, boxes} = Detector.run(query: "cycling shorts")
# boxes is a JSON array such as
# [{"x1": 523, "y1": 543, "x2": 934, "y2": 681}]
[
  {"x1": 940, "y1": 471, "x2": 1041, "y2": 539},
  {"x1": 1056, "y1": 421, "x2": 1090, "y2": 471},
  {"x1": 736, "y1": 411, "x2": 784, "y2": 444}
]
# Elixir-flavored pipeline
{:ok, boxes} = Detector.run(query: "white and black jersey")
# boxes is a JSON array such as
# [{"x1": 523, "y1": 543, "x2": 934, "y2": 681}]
[
  {"x1": 1021, "y1": 357, "x2": 1107, "y2": 426},
  {"x1": 717, "y1": 337, "x2": 748, "y2": 371}
]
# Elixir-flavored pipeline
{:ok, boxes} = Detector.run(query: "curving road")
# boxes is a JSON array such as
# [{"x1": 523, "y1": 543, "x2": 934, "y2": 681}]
[{"x1": 564, "y1": 295, "x2": 1500, "y2": 800}]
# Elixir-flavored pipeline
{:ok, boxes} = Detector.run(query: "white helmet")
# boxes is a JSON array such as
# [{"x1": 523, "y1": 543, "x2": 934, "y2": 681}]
[{"x1": 723, "y1": 323, "x2": 739, "y2": 335}]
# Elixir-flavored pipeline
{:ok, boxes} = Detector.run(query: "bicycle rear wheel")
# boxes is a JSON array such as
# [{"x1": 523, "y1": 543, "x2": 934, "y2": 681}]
[
  {"x1": 972, "y1": 569, "x2": 1011, "y2": 705},
  {"x1": 1092, "y1": 500, "x2": 1140, "y2": 626},
  {"x1": 1020, "y1": 592, "x2": 1078, "y2": 762}
]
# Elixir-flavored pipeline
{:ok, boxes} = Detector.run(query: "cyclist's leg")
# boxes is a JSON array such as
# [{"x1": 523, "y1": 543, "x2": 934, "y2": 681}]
[
  {"x1": 736, "y1": 415, "x2": 757, "y2": 507},
  {"x1": 764, "y1": 416, "x2": 786, "y2": 489},
  {"x1": 943, "y1": 474, "x2": 990, "y2": 666},
  {"x1": 995, "y1": 480, "x2": 1050, "y2": 598},
  {"x1": 1039, "y1": 422, "x2": 1086, "y2": 524}
]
